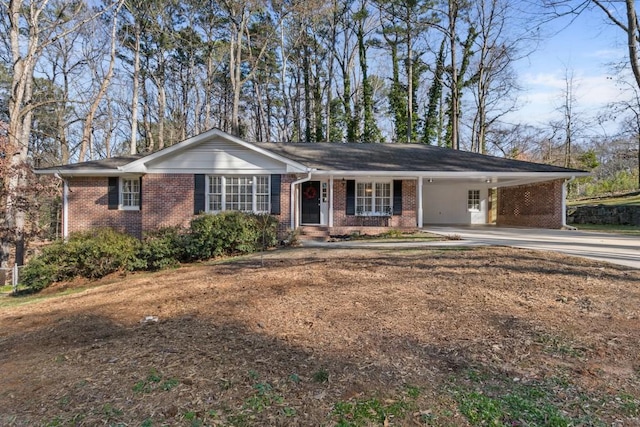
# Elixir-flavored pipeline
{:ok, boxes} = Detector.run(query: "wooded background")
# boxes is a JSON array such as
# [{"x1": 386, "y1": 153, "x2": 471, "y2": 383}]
[{"x1": 1, "y1": 0, "x2": 639, "y2": 267}]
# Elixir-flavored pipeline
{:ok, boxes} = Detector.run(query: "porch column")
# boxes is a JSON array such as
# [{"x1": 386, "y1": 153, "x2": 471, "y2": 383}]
[
  {"x1": 63, "y1": 178, "x2": 69, "y2": 239},
  {"x1": 329, "y1": 175, "x2": 334, "y2": 227},
  {"x1": 417, "y1": 176, "x2": 423, "y2": 228}
]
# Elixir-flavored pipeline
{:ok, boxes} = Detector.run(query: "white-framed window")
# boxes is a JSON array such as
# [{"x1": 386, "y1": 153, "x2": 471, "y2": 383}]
[
  {"x1": 121, "y1": 178, "x2": 140, "y2": 210},
  {"x1": 207, "y1": 175, "x2": 270, "y2": 213},
  {"x1": 356, "y1": 181, "x2": 392, "y2": 216},
  {"x1": 468, "y1": 189, "x2": 480, "y2": 211}
]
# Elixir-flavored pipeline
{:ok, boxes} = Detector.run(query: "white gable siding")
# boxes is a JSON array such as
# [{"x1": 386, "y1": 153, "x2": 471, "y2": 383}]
[{"x1": 145, "y1": 137, "x2": 288, "y2": 174}]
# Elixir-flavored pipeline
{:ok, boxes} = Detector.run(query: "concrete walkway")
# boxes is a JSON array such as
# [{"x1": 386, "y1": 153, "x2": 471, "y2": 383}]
[
  {"x1": 424, "y1": 226, "x2": 640, "y2": 269},
  {"x1": 304, "y1": 226, "x2": 640, "y2": 269}
]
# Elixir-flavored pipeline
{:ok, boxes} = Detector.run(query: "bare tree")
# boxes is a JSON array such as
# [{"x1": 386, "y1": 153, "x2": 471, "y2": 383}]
[
  {"x1": 0, "y1": 0, "x2": 115, "y2": 269},
  {"x1": 468, "y1": 0, "x2": 525, "y2": 154},
  {"x1": 78, "y1": 1, "x2": 125, "y2": 161},
  {"x1": 220, "y1": 0, "x2": 278, "y2": 137}
]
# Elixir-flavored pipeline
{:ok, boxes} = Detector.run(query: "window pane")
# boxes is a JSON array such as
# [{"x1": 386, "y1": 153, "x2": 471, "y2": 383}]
[
  {"x1": 468, "y1": 190, "x2": 480, "y2": 211},
  {"x1": 255, "y1": 176, "x2": 269, "y2": 212},
  {"x1": 375, "y1": 182, "x2": 391, "y2": 215},
  {"x1": 208, "y1": 176, "x2": 223, "y2": 211},
  {"x1": 121, "y1": 178, "x2": 140, "y2": 208},
  {"x1": 226, "y1": 177, "x2": 253, "y2": 211},
  {"x1": 356, "y1": 183, "x2": 373, "y2": 214}
]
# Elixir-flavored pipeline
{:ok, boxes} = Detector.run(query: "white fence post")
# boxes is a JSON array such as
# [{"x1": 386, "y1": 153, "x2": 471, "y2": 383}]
[{"x1": 12, "y1": 263, "x2": 18, "y2": 293}]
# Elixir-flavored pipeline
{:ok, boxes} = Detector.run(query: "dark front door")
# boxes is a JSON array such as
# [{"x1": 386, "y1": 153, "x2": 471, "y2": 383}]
[{"x1": 301, "y1": 181, "x2": 321, "y2": 224}]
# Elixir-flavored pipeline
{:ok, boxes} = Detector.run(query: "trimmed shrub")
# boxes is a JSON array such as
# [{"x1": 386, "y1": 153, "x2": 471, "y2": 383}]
[
  {"x1": 137, "y1": 227, "x2": 184, "y2": 271},
  {"x1": 21, "y1": 212, "x2": 279, "y2": 292},
  {"x1": 183, "y1": 212, "x2": 277, "y2": 261},
  {"x1": 21, "y1": 229, "x2": 142, "y2": 291}
]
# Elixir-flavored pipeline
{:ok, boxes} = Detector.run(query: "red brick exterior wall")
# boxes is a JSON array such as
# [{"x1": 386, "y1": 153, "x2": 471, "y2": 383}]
[
  {"x1": 276, "y1": 175, "x2": 295, "y2": 237},
  {"x1": 67, "y1": 177, "x2": 143, "y2": 237},
  {"x1": 497, "y1": 180, "x2": 564, "y2": 229},
  {"x1": 142, "y1": 174, "x2": 194, "y2": 231},
  {"x1": 330, "y1": 179, "x2": 417, "y2": 235},
  {"x1": 67, "y1": 174, "x2": 295, "y2": 239},
  {"x1": 66, "y1": 175, "x2": 418, "y2": 239}
]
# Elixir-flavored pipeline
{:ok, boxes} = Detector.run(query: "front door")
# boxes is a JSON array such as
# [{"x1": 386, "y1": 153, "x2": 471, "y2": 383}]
[{"x1": 301, "y1": 181, "x2": 321, "y2": 224}]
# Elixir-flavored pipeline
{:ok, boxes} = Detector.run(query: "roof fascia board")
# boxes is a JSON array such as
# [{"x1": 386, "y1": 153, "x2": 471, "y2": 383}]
[
  {"x1": 310, "y1": 170, "x2": 589, "y2": 178},
  {"x1": 120, "y1": 128, "x2": 308, "y2": 173},
  {"x1": 35, "y1": 169, "x2": 128, "y2": 176}
]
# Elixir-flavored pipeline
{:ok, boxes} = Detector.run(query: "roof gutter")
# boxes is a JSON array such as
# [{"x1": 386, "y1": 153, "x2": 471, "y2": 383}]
[{"x1": 290, "y1": 170, "x2": 314, "y2": 230}]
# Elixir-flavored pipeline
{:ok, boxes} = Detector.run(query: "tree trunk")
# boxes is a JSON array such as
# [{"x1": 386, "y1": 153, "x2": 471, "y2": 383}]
[
  {"x1": 3, "y1": 0, "x2": 39, "y2": 269},
  {"x1": 449, "y1": 0, "x2": 459, "y2": 150},
  {"x1": 406, "y1": 8, "x2": 413, "y2": 143},
  {"x1": 130, "y1": 24, "x2": 141, "y2": 155},
  {"x1": 79, "y1": 2, "x2": 122, "y2": 162}
]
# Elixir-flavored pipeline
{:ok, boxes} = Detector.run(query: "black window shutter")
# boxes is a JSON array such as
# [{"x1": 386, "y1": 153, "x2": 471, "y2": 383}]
[
  {"x1": 108, "y1": 177, "x2": 119, "y2": 210},
  {"x1": 138, "y1": 176, "x2": 143, "y2": 211},
  {"x1": 393, "y1": 180, "x2": 403, "y2": 215},
  {"x1": 346, "y1": 180, "x2": 356, "y2": 215},
  {"x1": 194, "y1": 174, "x2": 206, "y2": 214},
  {"x1": 270, "y1": 174, "x2": 281, "y2": 215}
]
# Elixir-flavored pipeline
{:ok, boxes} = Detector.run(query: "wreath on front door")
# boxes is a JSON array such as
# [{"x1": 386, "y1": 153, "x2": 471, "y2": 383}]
[{"x1": 303, "y1": 186, "x2": 317, "y2": 199}]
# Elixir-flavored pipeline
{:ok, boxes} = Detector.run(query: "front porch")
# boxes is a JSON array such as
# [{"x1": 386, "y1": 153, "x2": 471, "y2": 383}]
[{"x1": 288, "y1": 175, "x2": 569, "y2": 234}]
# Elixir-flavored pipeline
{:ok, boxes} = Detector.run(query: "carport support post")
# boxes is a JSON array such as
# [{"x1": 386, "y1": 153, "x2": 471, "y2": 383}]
[
  {"x1": 562, "y1": 177, "x2": 574, "y2": 228},
  {"x1": 418, "y1": 177, "x2": 423, "y2": 228}
]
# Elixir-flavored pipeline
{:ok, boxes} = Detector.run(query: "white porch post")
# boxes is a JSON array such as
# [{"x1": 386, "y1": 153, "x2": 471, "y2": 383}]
[
  {"x1": 290, "y1": 171, "x2": 313, "y2": 230},
  {"x1": 329, "y1": 176, "x2": 334, "y2": 227},
  {"x1": 561, "y1": 177, "x2": 575, "y2": 228},
  {"x1": 417, "y1": 176, "x2": 423, "y2": 228},
  {"x1": 62, "y1": 178, "x2": 69, "y2": 240}
]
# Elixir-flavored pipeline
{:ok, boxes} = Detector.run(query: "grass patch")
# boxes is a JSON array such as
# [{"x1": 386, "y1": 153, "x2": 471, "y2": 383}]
[
  {"x1": 451, "y1": 368, "x2": 610, "y2": 426},
  {"x1": 132, "y1": 369, "x2": 177, "y2": 394},
  {"x1": 332, "y1": 396, "x2": 415, "y2": 426},
  {"x1": 569, "y1": 191, "x2": 640, "y2": 207},
  {"x1": 0, "y1": 286, "x2": 89, "y2": 309},
  {"x1": 312, "y1": 368, "x2": 329, "y2": 383},
  {"x1": 330, "y1": 230, "x2": 443, "y2": 242},
  {"x1": 572, "y1": 223, "x2": 640, "y2": 235},
  {"x1": 535, "y1": 333, "x2": 586, "y2": 358}
]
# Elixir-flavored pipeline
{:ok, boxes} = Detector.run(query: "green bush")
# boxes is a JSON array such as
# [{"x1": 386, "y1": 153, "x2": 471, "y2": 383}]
[
  {"x1": 137, "y1": 227, "x2": 184, "y2": 271},
  {"x1": 21, "y1": 212, "x2": 279, "y2": 292},
  {"x1": 183, "y1": 212, "x2": 277, "y2": 261},
  {"x1": 19, "y1": 254, "x2": 60, "y2": 291},
  {"x1": 21, "y1": 229, "x2": 142, "y2": 291}
]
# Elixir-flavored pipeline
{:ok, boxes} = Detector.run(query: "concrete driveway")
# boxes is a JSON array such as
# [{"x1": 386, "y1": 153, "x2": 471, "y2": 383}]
[{"x1": 423, "y1": 226, "x2": 640, "y2": 269}]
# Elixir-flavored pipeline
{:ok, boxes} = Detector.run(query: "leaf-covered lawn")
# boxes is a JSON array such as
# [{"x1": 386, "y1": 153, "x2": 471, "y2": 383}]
[{"x1": 1, "y1": 247, "x2": 639, "y2": 426}]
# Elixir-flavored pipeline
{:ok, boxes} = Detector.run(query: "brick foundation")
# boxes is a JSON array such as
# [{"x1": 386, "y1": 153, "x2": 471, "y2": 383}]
[{"x1": 497, "y1": 180, "x2": 564, "y2": 229}]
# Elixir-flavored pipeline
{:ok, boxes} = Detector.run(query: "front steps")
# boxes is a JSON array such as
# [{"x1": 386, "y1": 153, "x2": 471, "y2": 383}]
[{"x1": 297, "y1": 226, "x2": 330, "y2": 242}]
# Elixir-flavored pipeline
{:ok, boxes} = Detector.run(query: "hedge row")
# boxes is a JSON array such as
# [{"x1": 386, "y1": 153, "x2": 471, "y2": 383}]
[{"x1": 21, "y1": 212, "x2": 278, "y2": 292}]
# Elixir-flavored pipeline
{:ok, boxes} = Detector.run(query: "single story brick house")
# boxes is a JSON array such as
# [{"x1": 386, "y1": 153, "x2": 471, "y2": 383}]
[{"x1": 36, "y1": 128, "x2": 588, "y2": 239}]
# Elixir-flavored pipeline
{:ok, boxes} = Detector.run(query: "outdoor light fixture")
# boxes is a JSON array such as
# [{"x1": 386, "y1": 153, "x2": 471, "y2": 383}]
[{"x1": 428, "y1": 178, "x2": 433, "y2": 183}]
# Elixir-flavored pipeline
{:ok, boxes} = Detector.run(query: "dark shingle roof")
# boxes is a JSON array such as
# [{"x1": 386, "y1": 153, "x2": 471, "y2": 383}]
[
  {"x1": 255, "y1": 142, "x2": 584, "y2": 173},
  {"x1": 37, "y1": 155, "x2": 143, "y2": 172}
]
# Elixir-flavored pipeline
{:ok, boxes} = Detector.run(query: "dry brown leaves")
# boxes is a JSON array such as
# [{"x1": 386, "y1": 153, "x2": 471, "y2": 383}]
[{"x1": 0, "y1": 246, "x2": 639, "y2": 426}]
